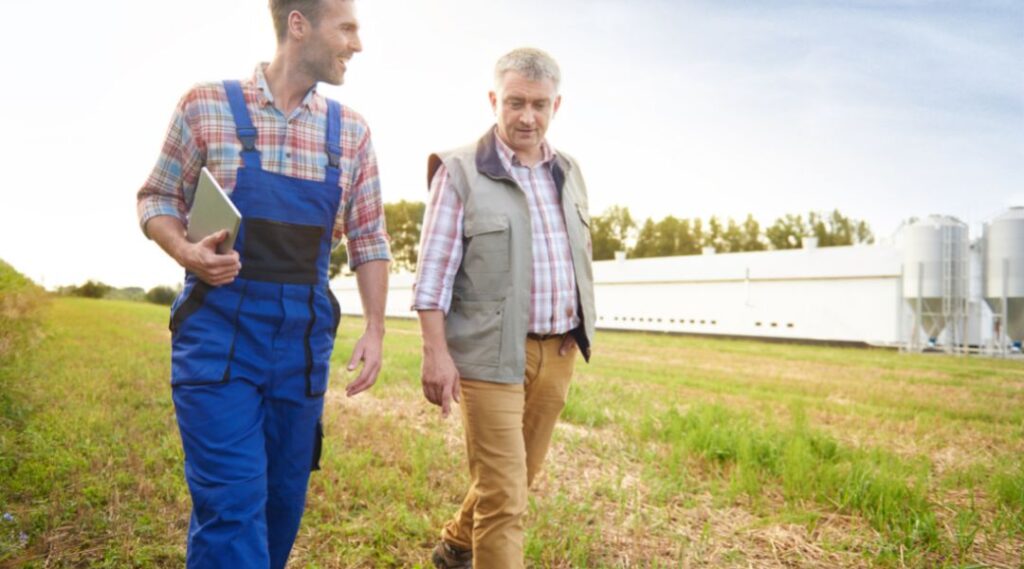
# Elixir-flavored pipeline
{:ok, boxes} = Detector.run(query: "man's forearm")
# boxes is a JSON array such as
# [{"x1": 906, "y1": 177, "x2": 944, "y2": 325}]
[
  {"x1": 355, "y1": 259, "x2": 389, "y2": 334},
  {"x1": 146, "y1": 215, "x2": 191, "y2": 266},
  {"x1": 417, "y1": 309, "x2": 449, "y2": 354}
]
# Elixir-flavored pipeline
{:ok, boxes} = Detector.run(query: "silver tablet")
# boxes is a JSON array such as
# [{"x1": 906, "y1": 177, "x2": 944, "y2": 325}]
[{"x1": 186, "y1": 167, "x2": 242, "y2": 255}]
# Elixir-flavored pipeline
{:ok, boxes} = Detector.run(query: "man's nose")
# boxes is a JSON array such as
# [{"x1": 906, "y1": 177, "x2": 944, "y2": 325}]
[
  {"x1": 351, "y1": 32, "x2": 363, "y2": 53},
  {"x1": 520, "y1": 108, "x2": 535, "y2": 125}
]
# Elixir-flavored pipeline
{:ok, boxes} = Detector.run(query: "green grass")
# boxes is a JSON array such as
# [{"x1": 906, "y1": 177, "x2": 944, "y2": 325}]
[{"x1": 0, "y1": 296, "x2": 1022, "y2": 567}]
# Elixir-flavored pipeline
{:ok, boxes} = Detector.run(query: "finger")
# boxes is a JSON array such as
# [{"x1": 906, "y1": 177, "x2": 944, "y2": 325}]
[
  {"x1": 427, "y1": 380, "x2": 440, "y2": 405},
  {"x1": 346, "y1": 375, "x2": 376, "y2": 397},
  {"x1": 452, "y1": 376, "x2": 461, "y2": 404},
  {"x1": 347, "y1": 344, "x2": 363, "y2": 371},
  {"x1": 204, "y1": 255, "x2": 241, "y2": 270},
  {"x1": 199, "y1": 230, "x2": 228, "y2": 249},
  {"x1": 347, "y1": 361, "x2": 380, "y2": 396},
  {"x1": 440, "y1": 384, "x2": 452, "y2": 417},
  {"x1": 559, "y1": 335, "x2": 573, "y2": 357},
  {"x1": 427, "y1": 380, "x2": 443, "y2": 406}
]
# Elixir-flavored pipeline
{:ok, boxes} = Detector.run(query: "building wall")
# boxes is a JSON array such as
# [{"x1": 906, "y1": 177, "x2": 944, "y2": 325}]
[{"x1": 332, "y1": 245, "x2": 907, "y2": 345}]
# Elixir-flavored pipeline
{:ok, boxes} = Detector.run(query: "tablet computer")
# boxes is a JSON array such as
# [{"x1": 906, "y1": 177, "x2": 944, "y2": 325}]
[{"x1": 186, "y1": 167, "x2": 242, "y2": 255}]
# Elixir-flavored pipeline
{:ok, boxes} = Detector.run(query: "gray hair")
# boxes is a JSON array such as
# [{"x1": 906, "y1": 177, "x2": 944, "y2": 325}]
[{"x1": 494, "y1": 47, "x2": 561, "y2": 92}]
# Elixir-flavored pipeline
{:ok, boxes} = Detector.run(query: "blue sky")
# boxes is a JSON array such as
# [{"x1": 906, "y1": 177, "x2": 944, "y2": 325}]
[{"x1": 1, "y1": 0, "x2": 1020, "y2": 288}]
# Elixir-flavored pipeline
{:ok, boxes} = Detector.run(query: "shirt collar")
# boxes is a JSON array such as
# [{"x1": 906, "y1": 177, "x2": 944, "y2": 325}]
[
  {"x1": 250, "y1": 63, "x2": 323, "y2": 113},
  {"x1": 493, "y1": 128, "x2": 557, "y2": 170}
]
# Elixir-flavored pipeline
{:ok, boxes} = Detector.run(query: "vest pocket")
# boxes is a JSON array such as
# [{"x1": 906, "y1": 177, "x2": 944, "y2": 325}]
[
  {"x1": 445, "y1": 298, "x2": 504, "y2": 367},
  {"x1": 463, "y1": 215, "x2": 510, "y2": 273}
]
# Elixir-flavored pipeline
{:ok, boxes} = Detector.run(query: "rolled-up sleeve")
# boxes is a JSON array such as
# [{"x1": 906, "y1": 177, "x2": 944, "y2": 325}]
[
  {"x1": 136, "y1": 91, "x2": 204, "y2": 238},
  {"x1": 337, "y1": 129, "x2": 391, "y2": 270},
  {"x1": 412, "y1": 164, "x2": 463, "y2": 313}
]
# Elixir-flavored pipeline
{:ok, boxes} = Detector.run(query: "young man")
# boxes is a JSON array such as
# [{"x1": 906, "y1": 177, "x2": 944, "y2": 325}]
[
  {"x1": 414, "y1": 47, "x2": 596, "y2": 569},
  {"x1": 136, "y1": 1, "x2": 390, "y2": 566}
]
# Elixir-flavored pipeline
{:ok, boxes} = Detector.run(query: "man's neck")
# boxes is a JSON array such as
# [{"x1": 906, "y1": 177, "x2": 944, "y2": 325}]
[
  {"x1": 264, "y1": 54, "x2": 316, "y2": 117},
  {"x1": 496, "y1": 131, "x2": 545, "y2": 168},
  {"x1": 515, "y1": 149, "x2": 543, "y2": 168}
]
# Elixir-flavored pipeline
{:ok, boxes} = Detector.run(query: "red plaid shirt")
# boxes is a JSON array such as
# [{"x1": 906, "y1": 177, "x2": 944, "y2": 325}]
[
  {"x1": 137, "y1": 64, "x2": 391, "y2": 270},
  {"x1": 413, "y1": 132, "x2": 580, "y2": 335}
]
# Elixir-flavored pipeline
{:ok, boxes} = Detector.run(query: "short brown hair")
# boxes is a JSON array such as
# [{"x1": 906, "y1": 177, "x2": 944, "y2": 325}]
[{"x1": 269, "y1": 0, "x2": 325, "y2": 42}]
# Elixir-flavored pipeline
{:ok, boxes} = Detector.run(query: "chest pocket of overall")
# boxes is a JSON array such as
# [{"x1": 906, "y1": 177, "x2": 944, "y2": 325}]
[
  {"x1": 241, "y1": 218, "x2": 323, "y2": 285},
  {"x1": 462, "y1": 215, "x2": 510, "y2": 273}
]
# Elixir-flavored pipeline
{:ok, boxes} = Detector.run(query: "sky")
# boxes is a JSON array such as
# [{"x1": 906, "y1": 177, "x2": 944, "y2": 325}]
[{"x1": 1, "y1": 0, "x2": 1021, "y2": 290}]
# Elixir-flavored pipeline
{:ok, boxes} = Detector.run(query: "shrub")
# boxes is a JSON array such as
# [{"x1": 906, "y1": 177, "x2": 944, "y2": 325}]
[{"x1": 145, "y1": 286, "x2": 178, "y2": 306}]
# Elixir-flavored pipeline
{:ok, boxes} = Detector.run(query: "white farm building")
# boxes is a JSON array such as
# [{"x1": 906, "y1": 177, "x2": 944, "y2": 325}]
[{"x1": 332, "y1": 208, "x2": 1024, "y2": 354}]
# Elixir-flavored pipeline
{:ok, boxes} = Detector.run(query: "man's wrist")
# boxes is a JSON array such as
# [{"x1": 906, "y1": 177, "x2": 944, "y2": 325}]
[
  {"x1": 363, "y1": 320, "x2": 385, "y2": 338},
  {"x1": 421, "y1": 339, "x2": 450, "y2": 355}
]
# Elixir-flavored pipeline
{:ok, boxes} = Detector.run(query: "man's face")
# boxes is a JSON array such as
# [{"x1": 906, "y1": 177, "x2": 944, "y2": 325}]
[
  {"x1": 489, "y1": 71, "x2": 561, "y2": 156},
  {"x1": 301, "y1": 0, "x2": 362, "y2": 85}
]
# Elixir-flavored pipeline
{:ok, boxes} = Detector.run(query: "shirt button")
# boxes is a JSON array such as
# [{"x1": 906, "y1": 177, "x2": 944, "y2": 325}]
[
  {"x1": 566, "y1": 307, "x2": 574, "y2": 317},
  {"x1": 285, "y1": 152, "x2": 292, "y2": 158}
]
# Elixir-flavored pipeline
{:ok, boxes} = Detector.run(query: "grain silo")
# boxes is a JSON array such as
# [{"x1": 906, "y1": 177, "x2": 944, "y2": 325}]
[
  {"x1": 983, "y1": 207, "x2": 1024, "y2": 354},
  {"x1": 901, "y1": 215, "x2": 969, "y2": 352}
]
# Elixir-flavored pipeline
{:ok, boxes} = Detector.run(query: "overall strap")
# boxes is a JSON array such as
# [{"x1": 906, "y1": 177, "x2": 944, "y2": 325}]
[
  {"x1": 324, "y1": 99, "x2": 343, "y2": 186},
  {"x1": 223, "y1": 80, "x2": 263, "y2": 170}
]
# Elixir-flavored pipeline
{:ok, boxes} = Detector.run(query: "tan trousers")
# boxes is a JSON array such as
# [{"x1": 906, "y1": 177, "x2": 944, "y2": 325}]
[{"x1": 441, "y1": 335, "x2": 576, "y2": 569}]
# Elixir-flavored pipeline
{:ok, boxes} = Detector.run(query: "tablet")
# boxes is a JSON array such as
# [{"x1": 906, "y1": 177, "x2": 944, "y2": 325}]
[{"x1": 186, "y1": 167, "x2": 242, "y2": 254}]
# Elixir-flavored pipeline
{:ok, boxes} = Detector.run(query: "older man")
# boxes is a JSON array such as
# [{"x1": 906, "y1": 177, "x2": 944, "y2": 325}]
[
  {"x1": 136, "y1": 1, "x2": 389, "y2": 567},
  {"x1": 414, "y1": 47, "x2": 596, "y2": 569}
]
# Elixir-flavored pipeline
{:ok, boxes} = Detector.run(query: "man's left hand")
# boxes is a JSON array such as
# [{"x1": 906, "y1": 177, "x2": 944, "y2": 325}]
[
  {"x1": 345, "y1": 330, "x2": 383, "y2": 397},
  {"x1": 559, "y1": 333, "x2": 577, "y2": 357}
]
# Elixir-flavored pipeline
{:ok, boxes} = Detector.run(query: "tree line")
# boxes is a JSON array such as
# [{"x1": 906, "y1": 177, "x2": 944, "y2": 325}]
[
  {"x1": 329, "y1": 202, "x2": 875, "y2": 276},
  {"x1": 56, "y1": 201, "x2": 878, "y2": 293},
  {"x1": 591, "y1": 206, "x2": 874, "y2": 260}
]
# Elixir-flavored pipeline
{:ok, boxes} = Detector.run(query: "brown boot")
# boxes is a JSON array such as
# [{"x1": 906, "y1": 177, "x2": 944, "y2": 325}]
[{"x1": 431, "y1": 541, "x2": 473, "y2": 569}]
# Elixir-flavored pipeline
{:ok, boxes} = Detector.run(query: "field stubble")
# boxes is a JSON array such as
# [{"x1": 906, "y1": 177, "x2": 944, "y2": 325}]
[{"x1": 0, "y1": 298, "x2": 1021, "y2": 567}]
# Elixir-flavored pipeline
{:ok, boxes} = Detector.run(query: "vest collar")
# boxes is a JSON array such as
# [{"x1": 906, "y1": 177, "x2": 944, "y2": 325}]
[{"x1": 474, "y1": 127, "x2": 573, "y2": 191}]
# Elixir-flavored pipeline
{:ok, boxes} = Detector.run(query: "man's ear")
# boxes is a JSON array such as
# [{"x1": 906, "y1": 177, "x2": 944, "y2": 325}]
[
  {"x1": 488, "y1": 91, "x2": 498, "y2": 114},
  {"x1": 287, "y1": 10, "x2": 310, "y2": 41},
  {"x1": 553, "y1": 94, "x2": 562, "y2": 116}
]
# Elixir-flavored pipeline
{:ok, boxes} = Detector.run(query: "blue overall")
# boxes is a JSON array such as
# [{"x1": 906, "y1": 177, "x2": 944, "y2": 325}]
[{"x1": 168, "y1": 81, "x2": 344, "y2": 568}]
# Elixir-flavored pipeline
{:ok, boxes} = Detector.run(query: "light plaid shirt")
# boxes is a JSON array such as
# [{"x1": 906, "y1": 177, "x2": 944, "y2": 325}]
[
  {"x1": 137, "y1": 64, "x2": 391, "y2": 270},
  {"x1": 413, "y1": 132, "x2": 580, "y2": 335}
]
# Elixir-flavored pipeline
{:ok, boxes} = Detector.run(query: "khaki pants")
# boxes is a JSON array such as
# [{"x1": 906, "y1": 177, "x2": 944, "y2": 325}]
[{"x1": 441, "y1": 335, "x2": 576, "y2": 569}]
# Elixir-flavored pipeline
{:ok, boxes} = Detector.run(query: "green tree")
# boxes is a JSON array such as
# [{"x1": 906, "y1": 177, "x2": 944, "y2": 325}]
[
  {"x1": 327, "y1": 200, "x2": 428, "y2": 278},
  {"x1": 328, "y1": 246, "x2": 349, "y2": 280},
  {"x1": 767, "y1": 210, "x2": 873, "y2": 250},
  {"x1": 590, "y1": 206, "x2": 636, "y2": 260},
  {"x1": 720, "y1": 218, "x2": 745, "y2": 253},
  {"x1": 808, "y1": 209, "x2": 875, "y2": 247},
  {"x1": 384, "y1": 200, "x2": 427, "y2": 272},
  {"x1": 679, "y1": 218, "x2": 703, "y2": 255},
  {"x1": 703, "y1": 216, "x2": 725, "y2": 252},
  {"x1": 69, "y1": 280, "x2": 112, "y2": 299},
  {"x1": 652, "y1": 216, "x2": 682, "y2": 257},
  {"x1": 145, "y1": 285, "x2": 178, "y2": 306},
  {"x1": 765, "y1": 214, "x2": 807, "y2": 250},
  {"x1": 740, "y1": 214, "x2": 766, "y2": 252},
  {"x1": 629, "y1": 219, "x2": 659, "y2": 258}
]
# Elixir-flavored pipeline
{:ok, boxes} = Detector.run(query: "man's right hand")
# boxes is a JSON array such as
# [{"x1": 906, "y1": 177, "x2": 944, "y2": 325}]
[
  {"x1": 420, "y1": 345, "x2": 461, "y2": 418},
  {"x1": 145, "y1": 217, "x2": 242, "y2": 287},
  {"x1": 177, "y1": 230, "x2": 241, "y2": 286}
]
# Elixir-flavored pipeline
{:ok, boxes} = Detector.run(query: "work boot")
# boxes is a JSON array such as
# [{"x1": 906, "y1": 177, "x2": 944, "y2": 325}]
[{"x1": 431, "y1": 541, "x2": 472, "y2": 569}]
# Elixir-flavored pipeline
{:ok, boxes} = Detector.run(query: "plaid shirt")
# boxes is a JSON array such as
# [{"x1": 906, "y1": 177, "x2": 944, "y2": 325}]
[
  {"x1": 137, "y1": 64, "x2": 391, "y2": 270},
  {"x1": 413, "y1": 132, "x2": 580, "y2": 335}
]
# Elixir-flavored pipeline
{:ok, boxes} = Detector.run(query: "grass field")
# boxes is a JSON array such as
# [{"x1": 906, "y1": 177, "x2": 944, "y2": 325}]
[{"x1": 0, "y1": 296, "x2": 1022, "y2": 567}]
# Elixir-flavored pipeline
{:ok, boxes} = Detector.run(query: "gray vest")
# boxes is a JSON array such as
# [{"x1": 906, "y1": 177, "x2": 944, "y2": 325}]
[{"x1": 427, "y1": 130, "x2": 596, "y2": 383}]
